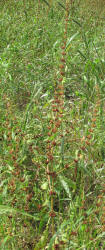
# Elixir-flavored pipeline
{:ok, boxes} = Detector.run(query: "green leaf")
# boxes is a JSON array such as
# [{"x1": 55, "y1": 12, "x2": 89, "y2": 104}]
[
  {"x1": 41, "y1": 0, "x2": 49, "y2": 7},
  {"x1": 60, "y1": 136, "x2": 64, "y2": 155},
  {"x1": 0, "y1": 236, "x2": 10, "y2": 249},
  {"x1": 48, "y1": 220, "x2": 70, "y2": 249},
  {"x1": 78, "y1": 49, "x2": 87, "y2": 60},
  {"x1": 58, "y1": 175, "x2": 71, "y2": 199},
  {"x1": 39, "y1": 214, "x2": 49, "y2": 233},
  {"x1": 41, "y1": 182, "x2": 48, "y2": 190},
  {"x1": 66, "y1": 32, "x2": 79, "y2": 51},
  {"x1": 0, "y1": 205, "x2": 39, "y2": 220},
  {"x1": 34, "y1": 226, "x2": 49, "y2": 250}
]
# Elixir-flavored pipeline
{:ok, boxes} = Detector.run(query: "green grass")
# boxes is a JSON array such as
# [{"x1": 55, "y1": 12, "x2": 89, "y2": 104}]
[{"x1": 0, "y1": 0, "x2": 105, "y2": 249}]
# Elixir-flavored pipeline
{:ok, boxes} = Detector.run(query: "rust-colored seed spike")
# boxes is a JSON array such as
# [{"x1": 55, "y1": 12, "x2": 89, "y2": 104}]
[
  {"x1": 59, "y1": 64, "x2": 64, "y2": 69},
  {"x1": 61, "y1": 46, "x2": 65, "y2": 49},
  {"x1": 61, "y1": 58, "x2": 66, "y2": 63},
  {"x1": 49, "y1": 211, "x2": 56, "y2": 217},
  {"x1": 45, "y1": 0, "x2": 70, "y2": 238},
  {"x1": 58, "y1": 77, "x2": 63, "y2": 82},
  {"x1": 62, "y1": 51, "x2": 66, "y2": 56},
  {"x1": 60, "y1": 72, "x2": 65, "y2": 76}
]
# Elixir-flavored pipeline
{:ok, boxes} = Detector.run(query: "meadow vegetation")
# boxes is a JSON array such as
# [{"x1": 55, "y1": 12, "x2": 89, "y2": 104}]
[{"x1": 0, "y1": 0, "x2": 105, "y2": 249}]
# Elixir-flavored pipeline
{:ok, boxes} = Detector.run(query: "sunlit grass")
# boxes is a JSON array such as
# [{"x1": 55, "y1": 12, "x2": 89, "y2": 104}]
[{"x1": 0, "y1": 0, "x2": 105, "y2": 249}]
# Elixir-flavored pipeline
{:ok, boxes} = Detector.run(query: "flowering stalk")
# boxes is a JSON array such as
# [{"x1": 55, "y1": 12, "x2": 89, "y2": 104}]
[{"x1": 45, "y1": 0, "x2": 70, "y2": 239}]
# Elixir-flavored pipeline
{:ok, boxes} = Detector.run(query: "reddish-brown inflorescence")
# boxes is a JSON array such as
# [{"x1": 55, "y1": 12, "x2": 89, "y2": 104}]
[{"x1": 45, "y1": 0, "x2": 70, "y2": 238}]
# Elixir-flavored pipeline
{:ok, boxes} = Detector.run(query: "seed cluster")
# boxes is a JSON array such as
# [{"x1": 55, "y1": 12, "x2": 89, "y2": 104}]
[
  {"x1": 78, "y1": 84, "x2": 105, "y2": 237},
  {"x1": 45, "y1": 0, "x2": 70, "y2": 238}
]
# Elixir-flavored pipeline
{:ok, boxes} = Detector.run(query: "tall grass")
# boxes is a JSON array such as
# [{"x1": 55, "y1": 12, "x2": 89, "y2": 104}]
[{"x1": 0, "y1": 0, "x2": 105, "y2": 249}]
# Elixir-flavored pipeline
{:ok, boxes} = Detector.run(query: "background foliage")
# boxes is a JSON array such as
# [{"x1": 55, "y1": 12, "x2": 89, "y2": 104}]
[{"x1": 0, "y1": 0, "x2": 105, "y2": 249}]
